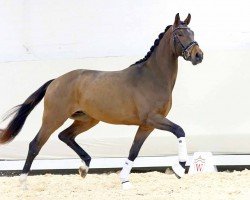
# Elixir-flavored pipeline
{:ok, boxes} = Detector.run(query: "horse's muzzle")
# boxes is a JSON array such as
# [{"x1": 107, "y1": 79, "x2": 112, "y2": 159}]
[
  {"x1": 193, "y1": 52, "x2": 203, "y2": 65},
  {"x1": 191, "y1": 47, "x2": 203, "y2": 65}
]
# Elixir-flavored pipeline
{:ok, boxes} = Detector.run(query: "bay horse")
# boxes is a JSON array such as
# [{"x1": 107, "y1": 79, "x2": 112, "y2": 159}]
[{"x1": 0, "y1": 13, "x2": 203, "y2": 190}]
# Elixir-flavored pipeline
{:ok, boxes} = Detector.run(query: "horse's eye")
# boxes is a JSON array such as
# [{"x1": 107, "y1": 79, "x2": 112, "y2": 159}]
[{"x1": 178, "y1": 33, "x2": 183, "y2": 37}]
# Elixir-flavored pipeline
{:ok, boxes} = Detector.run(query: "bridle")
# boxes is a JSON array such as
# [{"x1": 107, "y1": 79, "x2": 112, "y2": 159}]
[{"x1": 172, "y1": 26, "x2": 198, "y2": 60}]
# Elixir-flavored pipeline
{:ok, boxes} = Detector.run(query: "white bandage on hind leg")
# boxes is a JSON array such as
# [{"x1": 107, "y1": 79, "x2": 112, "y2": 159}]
[
  {"x1": 120, "y1": 158, "x2": 134, "y2": 183},
  {"x1": 19, "y1": 173, "x2": 28, "y2": 190},
  {"x1": 178, "y1": 137, "x2": 188, "y2": 162},
  {"x1": 19, "y1": 173, "x2": 28, "y2": 183}
]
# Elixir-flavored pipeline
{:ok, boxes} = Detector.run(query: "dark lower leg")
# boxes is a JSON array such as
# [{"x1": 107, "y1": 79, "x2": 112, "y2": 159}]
[
  {"x1": 128, "y1": 133, "x2": 151, "y2": 161},
  {"x1": 148, "y1": 115, "x2": 185, "y2": 138},
  {"x1": 22, "y1": 132, "x2": 49, "y2": 174},
  {"x1": 22, "y1": 138, "x2": 39, "y2": 174},
  {"x1": 58, "y1": 120, "x2": 98, "y2": 167},
  {"x1": 19, "y1": 129, "x2": 52, "y2": 189},
  {"x1": 59, "y1": 134, "x2": 91, "y2": 166}
]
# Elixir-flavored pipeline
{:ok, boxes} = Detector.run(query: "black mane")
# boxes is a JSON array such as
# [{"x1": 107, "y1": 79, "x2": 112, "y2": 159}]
[{"x1": 132, "y1": 25, "x2": 172, "y2": 66}]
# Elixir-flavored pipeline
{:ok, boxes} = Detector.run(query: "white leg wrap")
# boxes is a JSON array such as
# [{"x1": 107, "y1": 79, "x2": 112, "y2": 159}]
[
  {"x1": 178, "y1": 137, "x2": 188, "y2": 162},
  {"x1": 172, "y1": 164, "x2": 185, "y2": 178},
  {"x1": 120, "y1": 159, "x2": 133, "y2": 183},
  {"x1": 172, "y1": 137, "x2": 188, "y2": 178},
  {"x1": 122, "y1": 181, "x2": 133, "y2": 190},
  {"x1": 19, "y1": 173, "x2": 28, "y2": 190}
]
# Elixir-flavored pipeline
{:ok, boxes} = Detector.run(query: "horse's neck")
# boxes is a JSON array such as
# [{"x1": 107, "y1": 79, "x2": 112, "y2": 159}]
[{"x1": 145, "y1": 32, "x2": 178, "y2": 90}]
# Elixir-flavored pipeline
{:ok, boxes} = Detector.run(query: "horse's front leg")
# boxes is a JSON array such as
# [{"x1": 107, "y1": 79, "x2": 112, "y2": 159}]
[
  {"x1": 120, "y1": 126, "x2": 153, "y2": 190},
  {"x1": 147, "y1": 114, "x2": 188, "y2": 178}
]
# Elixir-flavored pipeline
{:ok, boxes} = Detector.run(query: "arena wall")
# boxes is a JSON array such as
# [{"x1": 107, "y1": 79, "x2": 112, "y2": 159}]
[{"x1": 0, "y1": 1, "x2": 250, "y2": 169}]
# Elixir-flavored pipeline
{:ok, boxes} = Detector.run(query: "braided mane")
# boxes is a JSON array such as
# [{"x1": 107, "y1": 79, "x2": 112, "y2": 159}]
[{"x1": 132, "y1": 25, "x2": 172, "y2": 66}]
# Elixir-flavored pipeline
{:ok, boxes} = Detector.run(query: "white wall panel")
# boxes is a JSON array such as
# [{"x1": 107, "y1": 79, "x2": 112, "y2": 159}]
[
  {"x1": 0, "y1": 1, "x2": 250, "y2": 160},
  {"x1": 0, "y1": 0, "x2": 249, "y2": 62}
]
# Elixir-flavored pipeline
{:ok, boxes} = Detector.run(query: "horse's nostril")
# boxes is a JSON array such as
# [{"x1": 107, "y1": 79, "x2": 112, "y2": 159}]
[{"x1": 195, "y1": 53, "x2": 203, "y2": 61}]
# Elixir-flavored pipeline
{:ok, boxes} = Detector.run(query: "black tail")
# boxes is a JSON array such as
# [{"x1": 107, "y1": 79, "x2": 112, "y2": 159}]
[{"x1": 0, "y1": 79, "x2": 55, "y2": 144}]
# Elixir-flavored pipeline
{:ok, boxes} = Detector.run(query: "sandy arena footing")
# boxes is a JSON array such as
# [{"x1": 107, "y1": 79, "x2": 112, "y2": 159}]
[{"x1": 0, "y1": 170, "x2": 250, "y2": 200}]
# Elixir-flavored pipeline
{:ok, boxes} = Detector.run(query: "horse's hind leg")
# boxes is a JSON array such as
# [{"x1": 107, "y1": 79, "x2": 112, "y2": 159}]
[
  {"x1": 58, "y1": 117, "x2": 99, "y2": 178},
  {"x1": 19, "y1": 110, "x2": 68, "y2": 189}
]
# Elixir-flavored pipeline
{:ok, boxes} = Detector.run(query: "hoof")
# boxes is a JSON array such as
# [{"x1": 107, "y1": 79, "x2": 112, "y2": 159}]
[
  {"x1": 172, "y1": 164, "x2": 185, "y2": 179},
  {"x1": 79, "y1": 164, "x2": 89, "y2": 179},
  {"x1": 122, "y1": 181, "x2": 133, "y2": 190}
]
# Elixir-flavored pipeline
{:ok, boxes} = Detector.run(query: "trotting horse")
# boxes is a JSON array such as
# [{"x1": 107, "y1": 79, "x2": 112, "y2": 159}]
[{"x1": 0, "y1": 13, "x2": 203, "y2": 190}]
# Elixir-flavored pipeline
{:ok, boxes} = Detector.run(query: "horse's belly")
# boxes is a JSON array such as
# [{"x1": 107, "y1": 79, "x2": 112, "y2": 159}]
[
  {"x1": 83, "y1": 102, "x2": 139, "y2": 125},
  {"x1": 80, "y1": 92, "x2": 140, "y2": 125}
]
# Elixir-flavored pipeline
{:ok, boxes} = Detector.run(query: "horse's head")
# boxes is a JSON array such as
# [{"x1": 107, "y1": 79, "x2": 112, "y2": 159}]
[{"x1": 171, "y1": 13, "x2": 203, "y2": 65}]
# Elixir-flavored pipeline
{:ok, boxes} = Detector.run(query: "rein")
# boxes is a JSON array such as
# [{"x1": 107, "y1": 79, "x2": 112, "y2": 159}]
[{"x1": 172, "y1": 26, "x2": 198, "y2": 60}]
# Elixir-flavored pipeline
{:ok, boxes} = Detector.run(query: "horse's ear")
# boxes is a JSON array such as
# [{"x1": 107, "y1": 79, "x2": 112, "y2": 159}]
[
  {"x1": 174, "y1": 13, "x2": 180, "y2": 26},
  {"x1": 184, "y1": 13, "x2": 191, "y2": 25}
]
